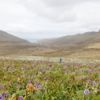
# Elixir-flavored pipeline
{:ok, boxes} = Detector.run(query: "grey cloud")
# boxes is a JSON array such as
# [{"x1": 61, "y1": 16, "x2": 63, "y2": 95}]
[
  {"x1": 42, "y1": 0, "x2": 99, "y2": 7},
  {"x1": 21, "y1": 0, "x2": 100, "y2": 23},
  {"x1": 21, "y1": 0, "x2": 77, "y2": 22},
  {"x1": 0, "y1": 0, "x2": 100, "y2": 39}
]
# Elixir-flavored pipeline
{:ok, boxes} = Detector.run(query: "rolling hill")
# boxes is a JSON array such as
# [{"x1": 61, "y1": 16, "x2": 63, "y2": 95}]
[
  {"x1": 0, "y1": 30, "x2": 54, "y2": 56},
  {"x1": 0, "y1": 30, "x2": 35, "y2": 56},
  {"x1": 40, "y1": 31, "x2": 100, "y2": 59},
  {"x1": 0, "y1": 30, "x2": 28, "y2": 42},
  {"x1": 40, "y1": 31, "x2": 100, "y2": 48},
  {"x1": 0, "y1": 30, "x2": 100, "y2": 60}
]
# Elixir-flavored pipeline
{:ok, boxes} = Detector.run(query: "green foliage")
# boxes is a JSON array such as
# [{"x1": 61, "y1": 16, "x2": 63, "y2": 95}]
[{"x1": 0, "y1": 60, "x2": 99, "y2": 100}]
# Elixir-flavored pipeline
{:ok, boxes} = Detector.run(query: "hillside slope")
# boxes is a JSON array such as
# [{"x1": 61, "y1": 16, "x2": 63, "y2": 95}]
[
  {"x1": 0, "y1": 30, "x2": 35, "y2": 55},
  {"x1": 0, "y1": 30, "x2": 30, "y2": 44},
  {"x1": 41, "y1": 31, "x2": 100, "y2": 48},
  {"x1": 0, "y1": 30, "x2": 55, "y2": 56},
  {"x1": 40, "y1": 31, "x2": 100, "y2": 59}
]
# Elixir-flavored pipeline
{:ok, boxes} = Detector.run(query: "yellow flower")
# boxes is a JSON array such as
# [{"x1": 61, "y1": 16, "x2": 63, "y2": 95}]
[
  {"x1": 26, "y1": 83, "x2": 37, "y2": 92},
  {"x1": 8, "y1": 93, "x2": 16, "y2": 100},
  {"x1": 94, "y1": 88, "x2": 98, "y2": 94},
  {"x1": 24, "y1": 96, "x2": 27, "y2": 100},
  {"x1": 17, "y1": 77, "x2": 21, "y2": 82}
]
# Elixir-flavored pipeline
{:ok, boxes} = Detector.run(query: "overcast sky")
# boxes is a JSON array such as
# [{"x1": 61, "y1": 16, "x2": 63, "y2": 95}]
[{"x1": 0, "y1": 0, "x2": 100, "y2": 40}]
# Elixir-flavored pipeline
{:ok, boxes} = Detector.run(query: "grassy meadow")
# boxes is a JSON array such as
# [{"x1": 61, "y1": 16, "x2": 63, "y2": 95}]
[{"x1": 0, "y1": 60, "x2": 99, "y2": 100}]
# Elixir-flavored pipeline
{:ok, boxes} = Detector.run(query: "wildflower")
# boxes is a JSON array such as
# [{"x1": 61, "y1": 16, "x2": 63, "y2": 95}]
[
  {"x1": 26, "y1": 82, "x2": 37, "y2": 92},
  {"x1": 92, "y1": 81, "x2": 97, "y2": 86},
  {"x1": 8, "y1": 93, "x2": 16, "y2": 100},
  {"x1": 34, "y1": 82, "x2": 42, "y2": 90},
  {"x1": 17, "y1": 77, "x2": 21, "y2": 82},
  {"x1": 84, "y1": 89, "x2": 90, "y2": 95},
  {"x1": 2, "y1": 93, "x2": 9, "y2": 97},
  {"x1": 0, "y1": 94, "x2": 4, "y2": 100},
  {"x1": 93, "y1": 88, "x2": 98, "y2": 94},
  {"x1": 0, "y1": 84, "x2": 4, "y2": 90},
  {"x1": 18, "y1": 96, "x2": 24, "y2": 100}
]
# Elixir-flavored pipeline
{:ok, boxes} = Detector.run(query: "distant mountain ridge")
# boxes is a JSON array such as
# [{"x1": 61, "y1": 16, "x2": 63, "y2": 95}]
[
  {"x1": 0, "y1": 30, "x2": 29, "y2": 43},
  {"x1": 39, "y1": 31, "x2": 100, "y2": 59},
  {"x1": 40, "y1": 31, "x2": 100, "y2": 49},
  {"x1": 0, "y1": 30, "x2": 34, "y2": 56},
  {"x1": 0, "y1": 30, "x2": 100, "y2": 59},
  {"x1": 0, "y1": 30, "x2": 55, "y2": 56}
]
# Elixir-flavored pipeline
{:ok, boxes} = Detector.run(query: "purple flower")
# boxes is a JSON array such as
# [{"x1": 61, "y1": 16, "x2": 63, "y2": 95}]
[
  {"x1": 2, "y1": 93, "x2": 9, "y2": 97},
  {"x1": 18, "y1": 96, "x2": 24, "y2": 100},
  {"x1": 34, "y1": 82, "x2": 42, "y2": 89},
  {"x1": 0, "y1": 84, "x2": 4, "y2": 90},
  {"x1": 92, "y1": 81, "x2": 97, "y2": 86},
  {"x1": 84, "y1": 89, "x2": 90, "y2": 95},
  {"x1": 0, "y1": 94, "x2": 4, "y2": 100}
]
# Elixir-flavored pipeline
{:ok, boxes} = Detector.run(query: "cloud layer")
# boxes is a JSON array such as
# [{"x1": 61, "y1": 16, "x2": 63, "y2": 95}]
[{"x1": 0, "y1": 0, "x2": 100, "y2": 39}]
